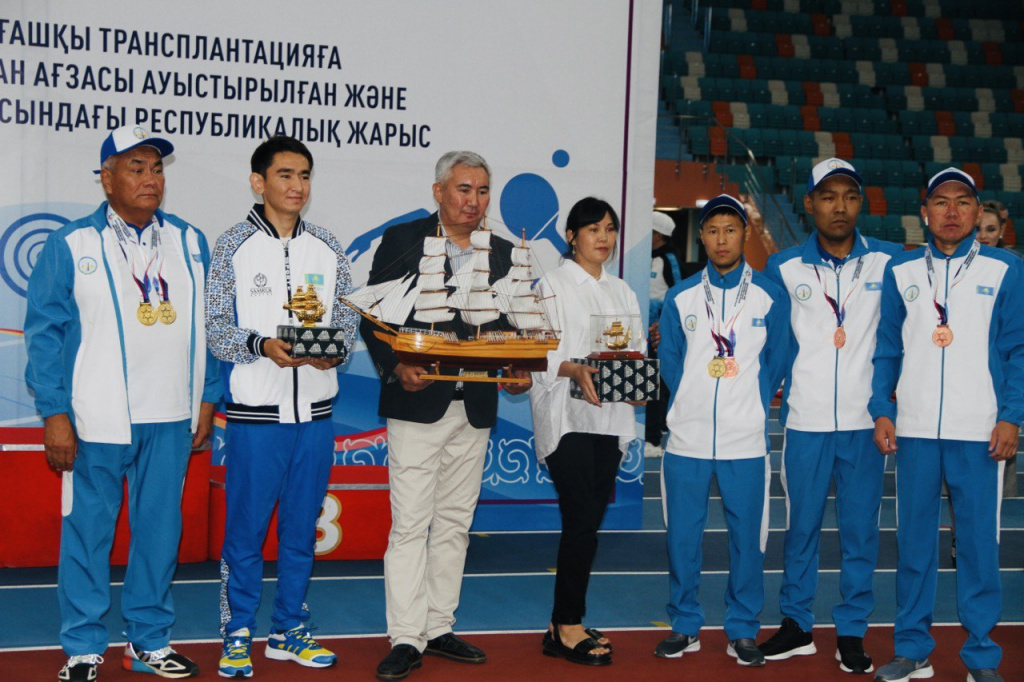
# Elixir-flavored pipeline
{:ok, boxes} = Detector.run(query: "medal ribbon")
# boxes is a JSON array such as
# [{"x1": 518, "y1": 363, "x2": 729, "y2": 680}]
[
  {"x1": 701, "y1": 263, "x2": 752, "y2": 358},
  {"x1": 107, "y1": 208, "x2": 162, "y2": 306},
  {"x1": 924, "y1": 239, "x2": 979, "y2": 326},
  {"x1": 813, "y1": 256, "x2": 864, "y2": 329}
]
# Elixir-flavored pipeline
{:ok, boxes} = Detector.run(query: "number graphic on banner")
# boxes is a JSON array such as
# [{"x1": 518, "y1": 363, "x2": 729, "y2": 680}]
[{"x1": 315, "y1": 494, "x2": 342, "y2": 555}]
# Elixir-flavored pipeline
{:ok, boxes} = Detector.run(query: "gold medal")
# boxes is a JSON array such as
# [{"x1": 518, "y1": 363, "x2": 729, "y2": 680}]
[
  {"x1": 834, "y1": 327, "x2": 846, "y2": 349},
  {"x1": 137, "y1": 302, "x2": 157, "y2": 326},
  {"x1": 932, "y1": 325, "x2": 953, "y2": 347},
  {"x1": 724, "y1": 357, "x2": 739, "y2": 378},
  {"x1": 158, "y1": 300, "x2": 176, "y2": 325},
  {"x1": 708, "y1": 357, "x2": 727, "y2": 378}
]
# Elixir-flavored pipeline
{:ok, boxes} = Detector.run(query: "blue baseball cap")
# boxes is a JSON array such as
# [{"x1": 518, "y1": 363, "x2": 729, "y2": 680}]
[
  {"x1": 95, "y1": 125, "x2": 174, "y2": 174},
  {"x1": 807, "y1": 158, "x2": 863, "y2": 194},
  {"x1": 925, "y1": 167, "x2": 979, "y2": 200},
  {"x1": 698, "y1": 194, "x2": 748, "y2": 227}
]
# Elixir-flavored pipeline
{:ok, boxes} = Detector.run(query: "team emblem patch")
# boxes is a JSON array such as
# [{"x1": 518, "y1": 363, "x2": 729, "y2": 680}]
[
  {"x1": 795, "y1": 284, "x2": 812, "y2": 301},
  {"x1": 77, "y1": 257, "x2": 97, "y2": 275},
  {"x1": 977, "y1": 285, "x2": 994, "y2": 296},
  {"x1": 903, "y1": 285, "x2": 919, "y2": 302},
  {"x1": 684, "y1": 314, "x2": 697, "y2": 331},
  {"x1": 865, "y1": 281, "x2": 881, "y2": 291},
  {"x1": 751, "y1": 318, "x2": 766, "y2": 327}
]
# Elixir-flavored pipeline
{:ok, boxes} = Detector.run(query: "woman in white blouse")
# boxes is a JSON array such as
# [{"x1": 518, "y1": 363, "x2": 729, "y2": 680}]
[{"x1": 531, "y1": 197, "x2": 643, "y2": 666}]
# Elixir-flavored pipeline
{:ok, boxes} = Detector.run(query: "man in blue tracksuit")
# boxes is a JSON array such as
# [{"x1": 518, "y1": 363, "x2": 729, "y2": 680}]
[
  {"x1": 655, "y1": 195, "x2": 790, "y2": 667},
  {"x1": 760, "y1": 159, "x2": 903, "y2": 674},
  {"x1": 206, "y1": 136, "x2": 357, "y2": 678},
  {"x1": 25, "y1": 126, "x2": 220, "y2": 682},
  {"x1": 870, "y1": 168, "x2": 1024, "y2": 682}
]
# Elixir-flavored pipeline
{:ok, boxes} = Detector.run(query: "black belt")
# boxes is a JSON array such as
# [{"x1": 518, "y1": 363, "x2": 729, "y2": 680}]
[{"x1": 452, "y1": 388, "x2": 465, "y2": 401}]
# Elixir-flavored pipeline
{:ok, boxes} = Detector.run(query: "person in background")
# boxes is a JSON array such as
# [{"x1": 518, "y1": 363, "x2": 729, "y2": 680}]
[
  {"x1": 646, "y1": 211, "x2": 681, "y2": 457},
  {"x1": 530, "y1": 197, "x2": 643, "y2": 666}
]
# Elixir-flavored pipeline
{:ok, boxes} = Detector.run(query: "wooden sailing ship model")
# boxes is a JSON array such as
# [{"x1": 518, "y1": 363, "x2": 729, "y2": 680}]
[{"x1": 341, "y1": 223, "x2": 560, "y2": 382}]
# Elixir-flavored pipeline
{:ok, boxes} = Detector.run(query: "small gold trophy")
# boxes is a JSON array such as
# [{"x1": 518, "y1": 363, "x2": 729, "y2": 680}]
[{"x1": 277, "y1": 282, "x2": 348, "y2": 358}]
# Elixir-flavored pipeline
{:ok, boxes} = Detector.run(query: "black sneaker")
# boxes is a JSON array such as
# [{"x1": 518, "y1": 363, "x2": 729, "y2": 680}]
[
  {"x1": 58, "y1": 654, "x2": 103, "y2": 681},
  {"x1": 654, "y1": 632, "x2": 700, "y2": 659},
  {"x1": 727, "y1": 639, "x2": 765, "y2": 667},
  {"x1": 836, "y1": 636, "x2": 874, "y2": 674},
  {"x1": 758, "y1": 617, "x2": 816, "y2": 660},
  {"x1": 122, "y1": 643, "x2": 199, "y2": 678}
]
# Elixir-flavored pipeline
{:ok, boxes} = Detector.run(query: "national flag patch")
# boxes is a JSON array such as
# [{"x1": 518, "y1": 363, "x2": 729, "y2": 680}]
[
  {"x1": 977, "y1": 285, "x2": 994, "y2": 296},
  {"x1": 305, "y1": 273, "x2": 325, "y2": 286},
  {"x1": 865, "y1": 281, "x2": 882, "y2": 291},
  {"x1": 751, "y1": 318, "x2": 766, "y2": 327}
]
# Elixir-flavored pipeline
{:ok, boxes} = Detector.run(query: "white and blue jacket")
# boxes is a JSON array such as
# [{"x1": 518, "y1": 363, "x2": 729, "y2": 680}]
[
  {"x1": 24, "y1": 203, "x2": 221, "y2": 444},
  {"x1": 206, "y1": 205, "x2": 356, "y2": 424},
  {"x1": 659, "y1": 260, "x2": 791, "y2": 460},
  {"x1": 869, "y1": 238, "x2": 1024, "y2": 441},
  {"x1": 765, "y1": 231, "x2": 903, "y2": 432}
]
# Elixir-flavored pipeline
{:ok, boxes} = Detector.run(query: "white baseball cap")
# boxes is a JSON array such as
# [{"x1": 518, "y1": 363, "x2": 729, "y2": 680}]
[
  {"x1": 652, "y1": 211, "x2": 675, "y2": 237},
  {"x1": 925, "y1": 167, "x2": 978, "y2": 200},
  {"x1": 95, "y1": 125, "x2": 173, "y2": 174},
  {"x1": 807, "y1": 158, "x2": 863, "y2": 194}
]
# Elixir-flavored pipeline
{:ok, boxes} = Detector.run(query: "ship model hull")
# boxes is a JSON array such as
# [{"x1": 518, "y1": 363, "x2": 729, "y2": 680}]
[{"x1": 374, "y1": 330, "x2": 556, "y2": 373}]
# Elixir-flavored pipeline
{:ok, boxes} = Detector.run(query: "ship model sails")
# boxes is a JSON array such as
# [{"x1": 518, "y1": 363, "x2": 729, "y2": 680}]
[{"x1": 341, "y1": 224, "x2": 560, "y2": 382}]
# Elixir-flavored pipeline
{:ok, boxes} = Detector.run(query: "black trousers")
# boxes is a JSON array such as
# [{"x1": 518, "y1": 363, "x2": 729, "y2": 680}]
[{"x1": 545, "y1": 432, "x2": 623, "y2": 625}]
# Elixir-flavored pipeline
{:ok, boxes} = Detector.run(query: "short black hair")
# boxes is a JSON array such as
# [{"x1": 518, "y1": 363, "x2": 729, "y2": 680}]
[
  {"x1": 250, "y1": 136, "x2": 314, "y2": 177},
  {"x1": 564, "y1": 197, "x2": 620, "y2": 258}
]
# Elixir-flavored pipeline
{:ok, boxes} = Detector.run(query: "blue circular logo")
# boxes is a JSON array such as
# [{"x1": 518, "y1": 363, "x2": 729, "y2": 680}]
[
  {"x1": 684, "y1": 314, "x2": 697, "y2": 331},
  {"x1": 904, "y1": 285, "x2": 920, "y2": 302},
  {"x1": 1, "y1": 212, "x2": 69, "y2": 297},
  {"x1": 795, "y1": 284, "x2": 812, "y2": 301}
]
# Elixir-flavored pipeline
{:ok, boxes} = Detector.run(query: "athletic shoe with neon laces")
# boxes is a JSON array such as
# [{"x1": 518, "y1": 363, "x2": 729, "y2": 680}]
[
  {"x1": 122, "y1": 644, "x2": 199, "y2": 678},
  {"x1": 758, "y1": 617, "x2": 816, "y2": 660},
  {"x1": 873, "y1": 656, "x2": 933, "y2": 681},
  {"x1": 59, "y1": 654, "x2": 103, "y2": 681},
  {"x1": 967, "y1": 669, "x2": 1003, "y2": 682},
  {"x1": 654, "y1": 632, "x2": 700, "y2": 659},
  {"x1": 265, "y1": 626, "x2": 337, "y2": 668},
  {"x1": 218, "y1": 629, "x2": 253, "y2": 679},
  {"x1": 836, "y1": 635, "x2": 874, "y2": 674}
]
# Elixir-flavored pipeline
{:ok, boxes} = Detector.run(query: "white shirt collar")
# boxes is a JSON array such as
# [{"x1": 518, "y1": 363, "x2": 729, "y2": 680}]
[{"x1": 565, "y1": 259, "x2": 606, "y2": 285}]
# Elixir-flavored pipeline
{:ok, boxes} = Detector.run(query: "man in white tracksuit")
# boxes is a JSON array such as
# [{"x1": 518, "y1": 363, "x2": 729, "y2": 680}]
[
  {"x1": 760, "y1": 159, "x2": 903, "y2": 674},
  {"x1": 870, "y1": 168, "x2": 1024, "y2": 682}
]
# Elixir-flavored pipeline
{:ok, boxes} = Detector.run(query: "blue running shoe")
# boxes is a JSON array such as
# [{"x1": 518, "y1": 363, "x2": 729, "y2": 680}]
[
  {"x1": 265, "y1": 626, "x2": 337, "y2": 668},
  {"x1": 218, "y1": 628, "x2": 253, "y2": 679}
]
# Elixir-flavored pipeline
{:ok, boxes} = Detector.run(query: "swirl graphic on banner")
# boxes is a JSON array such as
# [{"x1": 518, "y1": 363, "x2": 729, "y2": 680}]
[
  {"x1": 1, "y1": 212, "x2": 68, "y2": 297},
  {"x1": 616, "y1": 439, "x2": 644, "y2": 483},
  {"x1": 482, "y1": 436, "x2": 533, "y2": 485}
]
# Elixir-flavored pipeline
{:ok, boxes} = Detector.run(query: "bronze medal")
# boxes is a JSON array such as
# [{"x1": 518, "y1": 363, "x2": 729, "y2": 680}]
[
  {"x1": 833, "y1": 326, "x2": 846, "y2": 349},
  {"x1": 137, "y1": 302, "x2": 157, "y2": 326},
  {"x1": 932, "y1": 325, "x2": 953, "y2": 347},
  {"x1": 708, "y1": 357, "x2": 727, "y2": 378},
  {"x1": 723, "y1": 357, "x2": 739, "y2": 378},
  {"x1": 157, "y1": 300, "x2": 176, "y2": 325}
]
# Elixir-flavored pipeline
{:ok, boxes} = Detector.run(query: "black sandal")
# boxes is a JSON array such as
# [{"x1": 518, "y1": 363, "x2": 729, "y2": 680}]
[
  {"x1": 584, "y1": 627, "x2": 613, "y2": 653},
  {"x1": 542, "y1": 627, "x2": 612, "y2": 666}
]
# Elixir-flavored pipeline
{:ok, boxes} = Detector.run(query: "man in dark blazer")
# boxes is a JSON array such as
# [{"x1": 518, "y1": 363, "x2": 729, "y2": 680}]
[{"x1": 365, "y1": 151, "x2": 532, "y2": 681}]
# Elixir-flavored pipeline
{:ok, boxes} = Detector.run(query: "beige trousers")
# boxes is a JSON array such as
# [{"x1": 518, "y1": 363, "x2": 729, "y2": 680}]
[{"x1": 383, "y1": 401, "x2": 491, "y2": 650}]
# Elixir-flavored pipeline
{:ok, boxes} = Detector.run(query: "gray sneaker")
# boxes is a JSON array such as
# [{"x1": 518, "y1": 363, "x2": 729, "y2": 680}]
[
  {"x1": 967, "y1": 669, "x2": 1003, "y2": 682},
  {"x1": 727, "y1": 638, "x2": 766, "y2": 667},
  {"x1": 873, "y1": 656, "x2": 933, "y2": 681},
  {"x1": 654, "y1": 632, "x2": 700, "y2": 659}
]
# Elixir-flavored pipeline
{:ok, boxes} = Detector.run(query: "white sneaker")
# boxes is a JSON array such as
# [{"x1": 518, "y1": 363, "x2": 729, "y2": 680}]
[{"x1": 644, "y1": 442, "x2": 664, "y2": 458}]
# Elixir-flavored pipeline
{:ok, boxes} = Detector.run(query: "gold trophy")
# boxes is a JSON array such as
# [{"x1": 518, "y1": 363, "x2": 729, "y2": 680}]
[
  {"x1": 277, "y1": 283, "x2": 348, "y2": 358},
  {"x1": 569, "y1": 314, "x2": 659, "y2": 403}
]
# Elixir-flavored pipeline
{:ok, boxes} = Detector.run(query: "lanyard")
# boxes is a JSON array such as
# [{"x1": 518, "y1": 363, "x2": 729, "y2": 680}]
[
  {"x1": 107, "y1": 208, "x2": 167, "y2": 305},
  {"x1": 813, "y1": 256, "x2": 864, "y2": 328},
  {"x1": 701, "y1": 263, "x2": 752, "y2": 358},
  {"x1": 923, "y1": 240, "x2": 979, "y2": 326}
]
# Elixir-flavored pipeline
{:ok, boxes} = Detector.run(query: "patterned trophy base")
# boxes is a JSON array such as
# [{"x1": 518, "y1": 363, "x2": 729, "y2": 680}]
[
  {"x1": 278, "y1": 325, "x2": 349, "y2": 359},
  {"x1": 569, "y1": 357, "x2": 660, "y2": 403}
]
